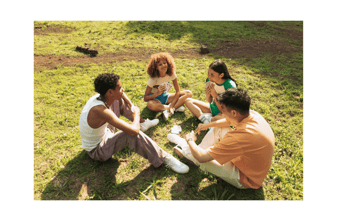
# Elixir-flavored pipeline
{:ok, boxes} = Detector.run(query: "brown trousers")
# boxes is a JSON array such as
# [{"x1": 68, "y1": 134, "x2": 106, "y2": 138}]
[{"x1": 87, "y1": 99, "x2": 168, "y2": 168}]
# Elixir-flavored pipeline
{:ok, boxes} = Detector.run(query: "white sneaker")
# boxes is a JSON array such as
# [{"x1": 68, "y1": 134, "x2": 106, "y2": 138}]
[
  {"x1": 140, "y1": 118, "x2": 159, "y2": 132},
  {"x1": 199, "y1": 113, "x2": 212, "y2": 124},
  {"x1": 163, "y1": 110, "x2": 172, "y2": 121},
  {"x1": 202, "y1": 117, "x2": 211, "y2": 124},
  {"x1": 167, "y1": 134, "x2": 187, "y2": 147},
  {"x1": 175, "y1": 106, "x2": 185, "y2": 112},
  {"x1": 164, "y1": 154, "x2": 189, "y2": 173}
]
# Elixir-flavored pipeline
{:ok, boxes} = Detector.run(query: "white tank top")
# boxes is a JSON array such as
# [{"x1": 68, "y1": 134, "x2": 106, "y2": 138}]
[{"x1": 79, "y1": 94, "x2": 109, "y2": 151}]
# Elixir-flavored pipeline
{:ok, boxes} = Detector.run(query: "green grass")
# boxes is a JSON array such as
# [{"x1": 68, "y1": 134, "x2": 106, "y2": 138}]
[
  {"x1": 34, "y1": 21, "x2": 303, "y2": 200},
  {"x1": 34, "y1": 21, "x2": 301, "y2": 56}
]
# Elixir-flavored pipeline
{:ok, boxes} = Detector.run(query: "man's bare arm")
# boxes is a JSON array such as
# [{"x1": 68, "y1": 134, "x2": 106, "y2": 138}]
[
  {"x1": 91, "y1": 105, "x2": 140, "y2": 136},
  {"x1": 185, "y1": 132, "x2": 214, "y2": 163},
  {"x1": 195, "y1": 118, "x2": 232, "y2": 135}
]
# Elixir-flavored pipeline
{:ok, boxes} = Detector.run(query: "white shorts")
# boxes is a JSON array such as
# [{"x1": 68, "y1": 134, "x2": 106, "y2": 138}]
[{"x1": 181, "y1": 127, "x2": 246, "y2": 189}]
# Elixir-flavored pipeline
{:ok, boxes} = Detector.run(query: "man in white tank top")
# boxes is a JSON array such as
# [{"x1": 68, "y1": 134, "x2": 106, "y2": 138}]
[{"x1": 79, "y1": 73, "x2": 189, "y2": 174}]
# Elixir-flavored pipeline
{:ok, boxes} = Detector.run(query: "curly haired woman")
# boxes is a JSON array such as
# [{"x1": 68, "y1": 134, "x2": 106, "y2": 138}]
[{"x1": 144, "y1": 52, "x2": 192, "y2": 120}]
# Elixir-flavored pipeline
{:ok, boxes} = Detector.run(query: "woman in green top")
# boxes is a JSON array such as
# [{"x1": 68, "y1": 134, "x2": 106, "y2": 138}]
[{"x1": 185, "y1": 59, "x2": 238, "y2": 123}]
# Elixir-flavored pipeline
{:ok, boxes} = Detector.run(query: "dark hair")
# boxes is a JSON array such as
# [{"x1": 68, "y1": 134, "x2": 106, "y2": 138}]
[
  {"x1": 147, "y1": 52, "x2": 176, "y2": 78},
  {"x1": 94, "y1": 73, "x2": 120, "y2": 96},
  {"x1": 209, "y1": 59, "x2": 238, "y2": 87},
  {"x1": 217, "y1": 88, "x2": 250, "y2": 115}
]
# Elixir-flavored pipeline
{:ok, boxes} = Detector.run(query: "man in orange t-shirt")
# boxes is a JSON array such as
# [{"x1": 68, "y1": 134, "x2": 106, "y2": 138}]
[{"x1": 172, "y1": 88, "x2": 274, "y2": 189}]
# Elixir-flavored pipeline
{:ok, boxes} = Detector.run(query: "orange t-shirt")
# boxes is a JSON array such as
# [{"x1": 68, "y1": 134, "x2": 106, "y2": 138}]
[{"x1": 207, "y1": 110, "x2": 275, "y2": 189}]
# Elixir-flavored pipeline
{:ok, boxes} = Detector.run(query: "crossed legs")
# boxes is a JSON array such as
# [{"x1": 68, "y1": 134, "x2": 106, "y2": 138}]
[
  {"x1": 87, "y1": 129, "x2": 169, "y2": 167},
  {"x1": 147, "y1": 90, "x2": 192, "y2": 112}
]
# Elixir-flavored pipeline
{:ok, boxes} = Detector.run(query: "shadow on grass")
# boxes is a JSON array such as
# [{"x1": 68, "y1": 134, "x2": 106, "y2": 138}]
[
  {"x1": 140, "y1": 106, "x2": 159, "y2": 120},
  {"x1": 37, "y1": 21, "x2": 302, "y2": 200},
  {"x1": 40, "y1": 139, "x2": 265, "y2": 200},
  {"x1": 41, "y1": 150, "x2": 120, "y2": 200},
  {"x1": 41, "y1": 148, "x2": 172, "y2": 200},
  {"x1": 125, "y1": 21, "x2": 302, "y2": 51},
  {"x1": 170, "y1": 158, "x2": 265, "y2": 200},
  {"x1": 196, "y1": 181, "x2": 265, "y2": 200},
  {"x1": 125, "y1": 21, "x2": 248, "y2": 45},
  {"x1": 40, "y1": 102, "x2": 282, "y2": 200}
]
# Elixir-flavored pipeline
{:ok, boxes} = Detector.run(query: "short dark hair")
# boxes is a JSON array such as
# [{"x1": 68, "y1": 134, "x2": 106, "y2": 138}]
[
  {"x1": 217, "y1": 88, "x2": 250, "y2": 115},
  {"x1": 94, "y1": 73, "x2": 120, "y2": 96}
]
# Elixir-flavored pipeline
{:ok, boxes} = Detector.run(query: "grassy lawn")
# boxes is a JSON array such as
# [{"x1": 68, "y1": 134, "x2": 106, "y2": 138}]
[{"x1": 34, "y1": 21, "x2": 303, "y2": 200}]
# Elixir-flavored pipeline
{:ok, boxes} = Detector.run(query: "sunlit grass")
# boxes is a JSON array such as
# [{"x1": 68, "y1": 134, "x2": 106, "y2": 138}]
[
  {"x1": 34, "y1": 21, "x2": 302, "y2": 56},
  {"x1": 34, "y1": 21, "x2": 303, "y2": 200}
]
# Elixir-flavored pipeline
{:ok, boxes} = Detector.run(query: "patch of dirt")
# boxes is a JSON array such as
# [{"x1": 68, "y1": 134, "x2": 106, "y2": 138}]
[
  {"x1": 211, "y1": 38, "x2": 301, "y2": 60},
  {"x1": 34, "y1": 48, "x2": 201, "y2": 70},
  {"x1": 34, "y1": 37, "x2": 302, "y2": 71},
  {"x1": 248, "y1": 21, "x2": 303, "y2": 41},
  {"x1": 34, "y1": 21, "x2": 302, "y2": 73}
]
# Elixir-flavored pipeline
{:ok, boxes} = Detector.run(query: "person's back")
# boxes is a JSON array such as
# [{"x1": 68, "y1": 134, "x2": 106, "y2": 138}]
[{"x1": 225, "y1": 110, "x2": 274, "y2": 189}]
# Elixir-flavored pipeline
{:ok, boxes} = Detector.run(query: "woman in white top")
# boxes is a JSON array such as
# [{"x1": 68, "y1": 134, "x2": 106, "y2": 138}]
[{"x1": 144, "y1": 52, "x2": 192, "y2": 120}]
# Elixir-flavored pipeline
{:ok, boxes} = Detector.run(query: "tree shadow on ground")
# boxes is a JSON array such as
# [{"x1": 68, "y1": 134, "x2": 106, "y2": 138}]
[
  {"x1": 125, "y1": 21, "x2": 302, "y2": 58},
  {"x1": 125, "y1": 21, "x2": 303, "y2": 83},
  {"x1": 41, "y1": 150, "x2": 120, "y2": 200},
  {"x1": 41, "y1": 149, "x2": 170, "y2": 200},
  {"x1": 125, "y1": 21, "x2": 250, "y2": 43}
]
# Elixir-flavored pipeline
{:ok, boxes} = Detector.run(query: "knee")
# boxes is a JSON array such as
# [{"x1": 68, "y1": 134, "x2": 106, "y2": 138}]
[
  {"x1": 185, "y1": 90, "x2": 193, "y2": 98},
  {"x1": 147, "y1": 100, "x2": 156, "y2": 111},
  {"x1": 147, "y1": 101, "x2": 153, "y2": 110},
  {"x1": 181, "y1": 90, "x2": 192, "y2": 97},
  {"x1": 97, "y1": 155, "x2": 111, "y2": 162}
]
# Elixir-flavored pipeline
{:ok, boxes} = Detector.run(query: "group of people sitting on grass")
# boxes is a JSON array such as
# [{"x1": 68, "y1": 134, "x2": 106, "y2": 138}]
[{"x1": 79, "y1": 53, "x2": 275, "y2": 190}]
